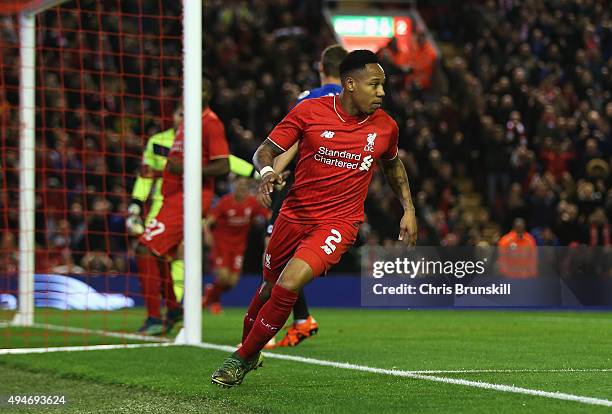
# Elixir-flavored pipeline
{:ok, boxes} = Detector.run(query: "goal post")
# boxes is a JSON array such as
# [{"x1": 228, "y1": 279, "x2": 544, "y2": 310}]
[
  {"x1": 12, "y1": 10, "x2": 36, "y2": 327},
  {"x1": 3, "y1": 0, "x2": 203, "y2": 347},
  {"x1": 13, "y1": 0, "x2": 70, "y2": 327},
  {"x1": 179, "y1": 0, "x2": 202, "y2": 345}
]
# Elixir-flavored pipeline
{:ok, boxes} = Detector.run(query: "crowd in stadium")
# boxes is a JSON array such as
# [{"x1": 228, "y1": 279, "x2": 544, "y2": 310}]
[
  {"x1": 420, "y1": 0, "x2": 611, "y2": 248},
  {"x1": 0, "y1": 0, "x2": 610, "y2": 276}
]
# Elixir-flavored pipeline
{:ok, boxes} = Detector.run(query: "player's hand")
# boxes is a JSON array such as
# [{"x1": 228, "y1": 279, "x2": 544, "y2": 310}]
[
  {"x1": 126, "y1": 203, "x2": 145, "y2": 236},
  {"x1": 398, "y1": 208, "x2": 417, "y2": 246},
  {"x1": 273, "y1": 170, "x2": 292, "y2": 191},
  {"x1": 257, "y1": 170, "x2": 283, "y2": 208}
]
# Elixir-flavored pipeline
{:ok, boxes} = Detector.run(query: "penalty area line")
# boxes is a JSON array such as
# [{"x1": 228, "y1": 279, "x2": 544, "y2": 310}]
[{"x1": 196, "y1": 342, "x2": 612, "y2": 408}]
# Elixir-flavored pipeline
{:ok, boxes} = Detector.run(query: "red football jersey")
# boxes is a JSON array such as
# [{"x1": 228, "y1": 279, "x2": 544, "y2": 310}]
[
  {"x1": 162, "y1": 108, "x2": 230, "y2": 203},
  {"x1": 268, "y1": 95, "x2": 398, "y2": 223},
  {"x1": 210, "y1": 194, "x2": 269, "y2": 252}
]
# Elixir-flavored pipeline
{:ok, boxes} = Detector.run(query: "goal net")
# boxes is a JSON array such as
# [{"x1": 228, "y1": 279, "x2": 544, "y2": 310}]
[{"x1": 1, "y1": 0, "x2": 184, "y2": 350}]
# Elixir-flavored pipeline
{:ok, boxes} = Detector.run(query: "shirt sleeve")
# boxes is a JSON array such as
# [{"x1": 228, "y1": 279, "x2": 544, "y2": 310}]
[
  {"x1": 204, "y1": 117, "x2": 230, "y2": 161},
  {"x1": 142, "y1": 136, "x2": 156, "y2": 167},
  {"x1": 229, "y1": 155, "x2": 255, "y2": 177},
  {"x1": 381, "y1": 120, "x2": 399, "y2": 160},
  {"x1": 267, "y1": 101, "x2": 308, "y2": 151}
]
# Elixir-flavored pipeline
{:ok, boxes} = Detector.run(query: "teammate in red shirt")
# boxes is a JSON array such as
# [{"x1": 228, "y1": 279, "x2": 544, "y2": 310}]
[
  {"x1": 212, "y1": 50, "x2": 417, "y2": 387},
  {"x1": 202, "y1": 176, "x2": 270, "y2": 313},
  {"x1": 136, "y1": 79, "x2": 230, "y2": 335}
]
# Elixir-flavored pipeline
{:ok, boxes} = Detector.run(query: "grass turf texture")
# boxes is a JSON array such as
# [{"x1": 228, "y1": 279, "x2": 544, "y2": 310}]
[{"x1": 1, "y1": 308, "x2": 611, "y2": 413}]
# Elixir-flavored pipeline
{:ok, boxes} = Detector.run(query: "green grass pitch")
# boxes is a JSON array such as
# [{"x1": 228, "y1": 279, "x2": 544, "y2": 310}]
[{"x1": 0, "y1": 308, "x2": 611, "y2": 413}]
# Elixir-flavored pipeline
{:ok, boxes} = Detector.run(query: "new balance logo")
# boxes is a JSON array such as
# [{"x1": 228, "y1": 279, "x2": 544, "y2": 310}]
[
  {"x1": 264, "y1": 253, "x2": 271, "y2": 269},
  {"x1": 364, "y1": 132, "x2": 377, "y2": 152},
  {"x1": 359, "y1": 155, "x2": 373, "y2": 171},
  {"x1": 320, "y1": 130, "x2": 335, "y2": 139}
]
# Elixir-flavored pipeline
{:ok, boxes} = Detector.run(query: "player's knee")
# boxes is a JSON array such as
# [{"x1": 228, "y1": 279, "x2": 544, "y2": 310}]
[{"x1": 277, "y1": 258, "x2": 313, "y2": 293}]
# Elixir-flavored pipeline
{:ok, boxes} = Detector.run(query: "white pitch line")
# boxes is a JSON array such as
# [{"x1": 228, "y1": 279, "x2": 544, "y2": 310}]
[
  {"x1": 409, "y1": 368, "x2": 612, "y2": 374},
  {"x1": 0, "y1": 322, "x2": 170, "y2": 346},
  {"x1": 196, "y1": 342, "x2": 612, "y2": 408},
  {"x1": 0, "y1": 342, "x2": 176, "y2": 355},
  {"x1": 30, "y1": 323, "x2": 171, "y2": 343}
]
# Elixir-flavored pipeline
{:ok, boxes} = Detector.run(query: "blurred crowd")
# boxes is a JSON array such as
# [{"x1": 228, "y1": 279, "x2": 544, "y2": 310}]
[
  {"x1": 0, "y1": 0, "x2": 610, "y2": 277},
  {"x1": 412, "y1": 0, "x2": 611, "y2": 248}
]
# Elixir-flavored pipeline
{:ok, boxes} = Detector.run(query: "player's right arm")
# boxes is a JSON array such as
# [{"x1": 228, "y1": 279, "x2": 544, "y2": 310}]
[
  {"x1": 127, "y1": 138, "x2": 159, "y2": 236},
  {"x1": 253, "y1": 139, "x2": 286, "y2": 208},
  {"x1": 253, "y1": 102, "x2": 307, "y2": 207}
]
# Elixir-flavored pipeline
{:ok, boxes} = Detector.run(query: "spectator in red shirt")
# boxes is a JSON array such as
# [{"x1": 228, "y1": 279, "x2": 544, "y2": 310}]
[{"x1": 539, "y1": 137, "x2": 575, "y2": 180}]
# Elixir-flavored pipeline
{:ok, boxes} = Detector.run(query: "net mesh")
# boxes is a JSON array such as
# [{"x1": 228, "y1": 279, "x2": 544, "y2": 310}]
[{"x1": 1, "y1": 0, "x2": 182, "y2": 348}]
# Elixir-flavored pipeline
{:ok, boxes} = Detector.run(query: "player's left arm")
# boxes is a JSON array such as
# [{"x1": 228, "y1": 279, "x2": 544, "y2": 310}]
[
  {"x1": 379, "y1": 156, "x2": 417, "y2": 246},
  {"x1": 379, "y1": 121, "x2": 417, "y2": 246},
  {"x1": 272, "y1": 142, "x2": 298, "y2": 174}
]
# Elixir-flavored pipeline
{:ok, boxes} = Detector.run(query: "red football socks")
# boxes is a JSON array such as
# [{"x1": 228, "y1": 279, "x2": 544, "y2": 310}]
[
  {"x1": 238, "y1": 284, "x2": 298, "y2": 360},
  {"x1": 136, "y1": 255, "x2": 162, "y2": 319},
  {"x1": 242, "y1": 288, "x2": 266, "y2": 343}
]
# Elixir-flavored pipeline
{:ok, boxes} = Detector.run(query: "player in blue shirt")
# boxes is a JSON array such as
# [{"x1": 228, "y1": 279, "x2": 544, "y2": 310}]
[
  {"x1": 263, "y1": 44, "x2": 348, "y2": 348},
  {"x1": 294, "y1": 77, "x2": 342, "y2": 103}
]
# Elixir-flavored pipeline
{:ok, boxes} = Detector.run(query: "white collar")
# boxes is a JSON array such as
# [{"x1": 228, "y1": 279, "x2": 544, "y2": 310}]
[{"x1": 333, "y1": 95, "x2": 370, "y2": 125}]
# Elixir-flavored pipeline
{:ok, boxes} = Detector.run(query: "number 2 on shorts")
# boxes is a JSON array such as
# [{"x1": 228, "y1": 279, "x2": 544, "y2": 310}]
[{"x1": 320, "y1": 228, "x2": 342, "y2": 255}]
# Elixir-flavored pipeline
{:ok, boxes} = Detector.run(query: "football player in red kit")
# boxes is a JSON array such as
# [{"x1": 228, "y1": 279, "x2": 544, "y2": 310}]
[
  {"x1": 203, "y1": 177, "x2": 270, "y2": 314},
  {"x1": 136, "y1": 79, "x2": 230, "y2": 335},
  {"x1": 211, "y1": 50, "x2": 417, "y2": 387}
]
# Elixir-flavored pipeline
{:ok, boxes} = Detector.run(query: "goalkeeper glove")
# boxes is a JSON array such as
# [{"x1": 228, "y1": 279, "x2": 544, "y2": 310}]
[{"x1": 126, "y1": 202, "x2": 145, "y2": 236}]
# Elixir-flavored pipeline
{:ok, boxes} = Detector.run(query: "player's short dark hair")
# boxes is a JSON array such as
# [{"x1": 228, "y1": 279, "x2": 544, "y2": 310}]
[
  {"x1": 321, "y1": 44, "x2": 348, "y2": 78},
  {"x1": 339, "y1": 49, "x2": 379, "y2": 80}
]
